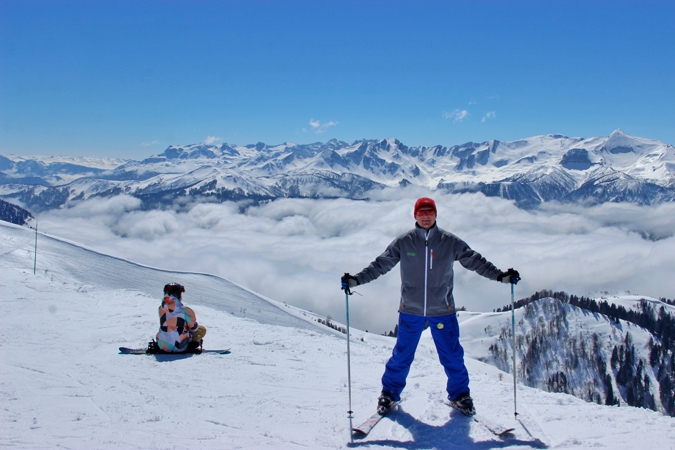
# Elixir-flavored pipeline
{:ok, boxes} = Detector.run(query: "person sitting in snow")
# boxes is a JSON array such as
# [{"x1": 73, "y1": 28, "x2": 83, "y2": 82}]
[{"x1": 152, "y1": 282, "x2": 207, "y2": 353}]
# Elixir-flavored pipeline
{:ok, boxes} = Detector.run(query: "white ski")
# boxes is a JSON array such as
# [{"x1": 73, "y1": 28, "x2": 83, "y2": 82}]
[
  {"x1": 471, "y1": 413, "x2": 515, "y2": 437},
  {"x1": 449, "y1": 402, "x2": 515, "y2": 438},
  {"x1": 351, "y1": 403, "x2": 398, "y2": 437}
]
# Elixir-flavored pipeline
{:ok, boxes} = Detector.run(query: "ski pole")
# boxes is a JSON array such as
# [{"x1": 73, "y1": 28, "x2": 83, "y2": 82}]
[
  {"x1": 343, "y1": 277, "x2": 354, "y2": 441},
  {"x1": 511, "y1": 281, "x2": 518, "y2": 418}
]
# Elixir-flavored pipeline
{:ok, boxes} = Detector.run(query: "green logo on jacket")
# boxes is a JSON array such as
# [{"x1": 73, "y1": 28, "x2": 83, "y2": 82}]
[{"x1": 407, "y1": 252, "x2": 416, "y2": 256}]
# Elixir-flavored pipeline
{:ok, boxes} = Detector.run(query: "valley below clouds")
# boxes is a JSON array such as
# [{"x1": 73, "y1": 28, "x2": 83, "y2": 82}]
[{"x1": 37, "y1": 191, "x2": 675, "y2": 334}]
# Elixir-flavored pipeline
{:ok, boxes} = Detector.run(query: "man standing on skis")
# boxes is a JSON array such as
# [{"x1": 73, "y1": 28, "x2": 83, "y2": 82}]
[{"x1": 341, "y1": 197, "x2": 519, "y2": 416}]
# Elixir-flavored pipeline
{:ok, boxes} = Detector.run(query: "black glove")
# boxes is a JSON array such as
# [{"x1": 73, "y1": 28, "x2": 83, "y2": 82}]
[
  {"x1": 497, "y1": 268, "x2": 521, "y2": 285},
  {"x1": 341, "y1": 273, "x2": 359, "y2": 294}
]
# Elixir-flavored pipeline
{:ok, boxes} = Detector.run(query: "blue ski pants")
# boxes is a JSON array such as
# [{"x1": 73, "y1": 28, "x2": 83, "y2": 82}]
[{"x1": 381, "y1": 313, "x2": 469, "y2": 402}]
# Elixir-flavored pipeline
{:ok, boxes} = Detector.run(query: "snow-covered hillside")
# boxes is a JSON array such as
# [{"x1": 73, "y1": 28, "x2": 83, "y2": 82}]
[
  {"x1": 2, "y1": 130, "x2": 675, "y2": 212},
  {"x1": 460, "y1": 295, "x2": 675, "y2": 416},
  {"x1": 2, "y1": 221, "x2": 675, "y2": 449}
]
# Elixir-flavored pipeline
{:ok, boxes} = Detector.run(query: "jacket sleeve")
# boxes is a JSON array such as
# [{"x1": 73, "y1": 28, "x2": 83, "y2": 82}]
[
  {"x1": 184, "y1": 307, "x2": 199, "y2": 333},
  {"x1": 455, "y1": 238, "x2": 502, "y2": 280},
  {"x1": 354, "y1": 237, "x2": 402, "y2": 285}
]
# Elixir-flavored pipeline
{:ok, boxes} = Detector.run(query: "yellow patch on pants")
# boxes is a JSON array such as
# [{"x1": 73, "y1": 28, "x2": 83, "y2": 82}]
[{"x1": 192, "y1": 325, "x2": 207, "y2": 342}]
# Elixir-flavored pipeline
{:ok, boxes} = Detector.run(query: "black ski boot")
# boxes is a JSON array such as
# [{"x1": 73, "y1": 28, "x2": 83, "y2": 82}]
[
  {"x1": 146, "y1": 340, "x2": 161, "y2": 354},
  {"x1": 451, "y1": 393, "x2": 476, "y2": 416},
  {"x1": 377, "y1": 391, "x2": 396, "y2": 415},
  {"x1": 187, "y1": 339, "x2": 203, "y2": 354}
]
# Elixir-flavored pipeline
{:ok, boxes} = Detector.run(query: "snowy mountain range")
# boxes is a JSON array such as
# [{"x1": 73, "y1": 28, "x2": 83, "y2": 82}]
[
  {"x1": 2, "y1": 220, "x2": 675, "y2": 449},
  {"x1": 2, "y1": 129, "x2": 674, "y2": 213}
]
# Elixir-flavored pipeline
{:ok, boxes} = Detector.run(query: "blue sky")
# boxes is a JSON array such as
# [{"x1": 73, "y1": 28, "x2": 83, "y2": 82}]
[{"x1": 1, "y1": 0, "x2": 674, "y2": 158}]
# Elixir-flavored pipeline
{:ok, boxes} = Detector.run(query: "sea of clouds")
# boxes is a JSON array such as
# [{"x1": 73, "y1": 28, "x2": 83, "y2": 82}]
[{"x1": 35, "y1": 189, "x2": 675, "y2": 333}]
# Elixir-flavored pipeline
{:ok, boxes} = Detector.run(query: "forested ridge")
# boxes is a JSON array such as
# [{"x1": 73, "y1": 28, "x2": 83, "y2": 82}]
[{"x1": 490, "y1": 290, "x2": 675, "y2": 416}]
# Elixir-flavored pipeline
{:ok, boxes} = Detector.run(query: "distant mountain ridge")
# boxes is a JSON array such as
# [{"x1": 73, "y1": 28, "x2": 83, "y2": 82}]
[{"x1": 1, "y1": 129, "x2": 674, "y2": 212}]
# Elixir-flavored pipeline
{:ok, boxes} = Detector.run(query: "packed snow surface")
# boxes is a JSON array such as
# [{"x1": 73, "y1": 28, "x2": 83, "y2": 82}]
[{"x1": 1, "y1": 221, "x2": 674, "y2": 449}]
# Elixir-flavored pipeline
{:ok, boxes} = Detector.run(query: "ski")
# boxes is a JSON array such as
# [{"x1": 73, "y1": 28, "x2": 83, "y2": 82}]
[
  {"x1": 119, "y1": 347, "x2": 231, "y2": 355},
  {"x1": 470, "y1": 414, "x2": 515, "y2": 437},
  {"x1": 352, "y1": 403, "x2": 398, "y2": 437},
  {"x1": 450, "y1": 403, "x2": 514, "y2": 438}
]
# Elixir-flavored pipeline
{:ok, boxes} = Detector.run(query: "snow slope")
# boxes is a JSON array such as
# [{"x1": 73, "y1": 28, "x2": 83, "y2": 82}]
[{"x1": 2, "y1": 221, "x2": 675, "y2": 449}]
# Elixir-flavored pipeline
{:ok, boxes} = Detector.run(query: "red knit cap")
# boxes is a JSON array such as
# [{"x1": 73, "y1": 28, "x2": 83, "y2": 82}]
[{"x1": 414, "y1": 197, "x2": 437, "y2": 216}]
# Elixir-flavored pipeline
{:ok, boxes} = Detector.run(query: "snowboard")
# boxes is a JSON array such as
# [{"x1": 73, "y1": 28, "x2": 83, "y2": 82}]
[{"x1": 119, "y1": 347, "x2": 231, "y2": 355}]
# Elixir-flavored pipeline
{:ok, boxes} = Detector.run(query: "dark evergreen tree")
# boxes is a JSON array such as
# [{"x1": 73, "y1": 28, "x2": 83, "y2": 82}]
[
  {"x1": 604, "y1": 373, "x2": 619, "y2": 406},
  {"x1": 547, "y1": 372, "x2": 569, "y2": 393}
]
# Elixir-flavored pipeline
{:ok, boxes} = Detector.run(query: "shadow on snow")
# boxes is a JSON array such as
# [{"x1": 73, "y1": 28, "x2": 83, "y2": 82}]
[{"x1": 348, "y1": 407, "x2": 547, "y2": 450}]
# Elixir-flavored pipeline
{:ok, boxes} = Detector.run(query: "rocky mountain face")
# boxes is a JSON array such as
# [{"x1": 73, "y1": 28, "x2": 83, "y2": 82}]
[
  {"x1": 1, "y1": 129, "x2": 674, "y2": 212},
  {"x1": 0, "y1": 198, "x2": 33, "y2": 225}
]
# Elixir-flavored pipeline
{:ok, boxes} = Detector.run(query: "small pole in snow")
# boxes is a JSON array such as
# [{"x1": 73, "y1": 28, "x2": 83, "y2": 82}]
[
  {"x1": 511, "y1": 282, "x2": 518, "y2": 418},
  {"x1": 33, "y1": 217, "x2": 38, "y2": 275}
]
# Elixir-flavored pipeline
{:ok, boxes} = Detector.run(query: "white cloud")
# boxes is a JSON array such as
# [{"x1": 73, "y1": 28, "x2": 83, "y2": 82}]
[
  {"x1": 442, "y1": 109, "x2": 470, "y2": 122},
  {"x1": 38, "y1": 193, "x2": 675, "y2": 334},
  {"x1": 142, "y1": 140, "x2": 159, "y2": 147},
  {"x1": 482, "y1": 111, "x2": 496, "y2": 122},
  {"x1": 204, "y1": 136, "x2": 222, "y2": 145},
  {"x1": 59, "y1": 195, "x2": 142, "y2": 220},
  {"x1": 307, "y1": 119, "x2": 338, "y2": 134}
]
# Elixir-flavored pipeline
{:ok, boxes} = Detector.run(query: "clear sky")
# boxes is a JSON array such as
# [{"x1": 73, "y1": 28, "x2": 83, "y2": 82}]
[{"x1": 1, "y1": 0, "x2": 674, "y2": 159}]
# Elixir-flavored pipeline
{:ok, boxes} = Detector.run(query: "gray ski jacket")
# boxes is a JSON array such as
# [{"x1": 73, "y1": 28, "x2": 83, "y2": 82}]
[{"x1": 354, "y1": 223, "x2": 502, "y2": 317}]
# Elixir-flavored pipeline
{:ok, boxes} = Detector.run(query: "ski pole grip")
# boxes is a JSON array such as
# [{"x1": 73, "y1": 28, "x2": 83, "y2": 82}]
[{"x1": 342, "y1": 273, "x2": 353, "y2": 295}]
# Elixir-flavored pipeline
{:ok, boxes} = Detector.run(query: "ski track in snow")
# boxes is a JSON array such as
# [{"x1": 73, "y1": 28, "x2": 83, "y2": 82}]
[{"x1": 2, "y1": 221, "x2": 675, "y2": 449}]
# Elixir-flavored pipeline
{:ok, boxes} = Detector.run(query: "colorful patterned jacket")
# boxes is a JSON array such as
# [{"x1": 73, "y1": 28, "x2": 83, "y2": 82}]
[{"x1": 156, "y1": 294, "x2": 199, "y2": 352}]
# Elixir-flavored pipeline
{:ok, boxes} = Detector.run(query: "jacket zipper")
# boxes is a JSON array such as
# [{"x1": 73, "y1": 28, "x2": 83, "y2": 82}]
[{"x1": 424, "y1": 230, "x2": 430, "y2": 316}]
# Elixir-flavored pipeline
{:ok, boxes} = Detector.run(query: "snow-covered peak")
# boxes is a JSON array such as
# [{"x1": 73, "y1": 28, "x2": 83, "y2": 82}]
[
  {"x1": 600, "y1": 128, "x2": 659, "y2": 154},
  {"x1": 2, "y1": 131, "x2": 675, "y2": 211}
]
